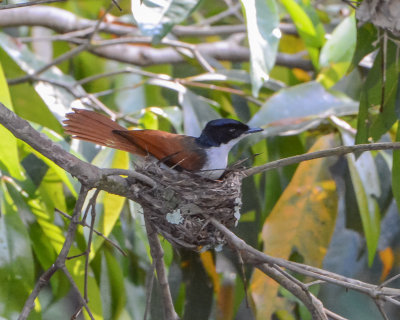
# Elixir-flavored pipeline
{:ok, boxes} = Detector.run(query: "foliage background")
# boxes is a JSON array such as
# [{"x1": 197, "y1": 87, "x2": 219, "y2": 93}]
[{"x1": 0, "y1": 0, "x2": 400, "y2": 319}]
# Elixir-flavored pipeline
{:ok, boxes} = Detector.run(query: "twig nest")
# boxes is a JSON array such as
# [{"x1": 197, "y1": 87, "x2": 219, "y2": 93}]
[{"x1": 134, "y1": 161, "x2": 243, "y2": 250}]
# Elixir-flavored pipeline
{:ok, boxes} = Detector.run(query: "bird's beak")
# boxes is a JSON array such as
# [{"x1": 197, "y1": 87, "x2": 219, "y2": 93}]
[{"x1": 246, "y1": 127, "x2": 263, "y2": 134}]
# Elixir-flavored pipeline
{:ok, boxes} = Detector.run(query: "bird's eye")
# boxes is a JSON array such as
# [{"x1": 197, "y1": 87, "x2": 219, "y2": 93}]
[{"x1": 228, "y1": 128, "x2": 236, "y2": 133}]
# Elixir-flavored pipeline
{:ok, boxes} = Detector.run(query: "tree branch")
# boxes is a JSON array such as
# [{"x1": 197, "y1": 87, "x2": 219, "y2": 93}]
[
  {"x1": 243, "y1": 142, "x2": 400, "y2": 177},
  {"x1": 144, "y1": 211, "x2": 179, "y2": 320},
  {"x1": 0, "y1": 6, "x2": 313, "y2": 70}
]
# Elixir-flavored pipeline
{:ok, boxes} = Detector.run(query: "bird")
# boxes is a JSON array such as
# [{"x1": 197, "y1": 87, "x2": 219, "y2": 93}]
[{"x1": 63, "y1": 109, "x2": 263, "y2": 179}]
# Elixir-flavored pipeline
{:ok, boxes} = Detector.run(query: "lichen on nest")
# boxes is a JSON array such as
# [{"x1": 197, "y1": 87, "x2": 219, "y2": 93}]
[{"x1": 132, "y1": 161, "x2": 244, "y2": 250}]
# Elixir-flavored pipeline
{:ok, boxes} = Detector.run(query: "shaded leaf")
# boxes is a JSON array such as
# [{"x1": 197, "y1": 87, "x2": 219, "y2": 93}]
[
  {"x1": 241, "y1": 0, "x2": 280, "y2": 96},
  {"x1": 250, "y1": 135, "x2": 338, "y2": 319},
  {"x1": 179, "y1": 89, "x2": 220, "y2": 136},
  {"x1": 0, "y1": 181, "x2": 35, "y2": 319},
  {"x1": 393, "y1": 124, "x2": 400, "y2": 216},
  {"x1": 356, "y1": 40, "x2": 400, "y2": 144},
  {"x1": 342, "y1": 131, "x2": 381, "y2": 265},
  {"x1": 249, "y1": 81, "x2": 358, "y2": 137}
]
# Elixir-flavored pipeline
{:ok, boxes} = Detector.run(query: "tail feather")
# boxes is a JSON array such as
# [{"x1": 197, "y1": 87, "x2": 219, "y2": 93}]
[{"x1": 63, "y1": 109, "x2": 146, "y2": 155}]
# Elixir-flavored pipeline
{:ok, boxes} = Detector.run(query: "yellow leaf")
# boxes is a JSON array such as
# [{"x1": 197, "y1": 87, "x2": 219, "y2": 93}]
[{"x1": 250, "y1": 134, "x2": 338, "y2": 319}]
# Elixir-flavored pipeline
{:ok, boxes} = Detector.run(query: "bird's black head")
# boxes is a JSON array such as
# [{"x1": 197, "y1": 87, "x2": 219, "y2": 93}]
[{"x1": 196, "y1": 119, "x2": 262, "y2": 147}]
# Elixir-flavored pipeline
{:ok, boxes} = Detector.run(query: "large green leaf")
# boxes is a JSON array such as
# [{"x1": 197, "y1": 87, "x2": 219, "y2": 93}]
[
  {"x1": 318, "y1": 14, "x2": 356, "y2": 88},
  {"x1": 0, "y1": 62, "x2": 24, "y2": 180},
  {"x1": 342, "y1": 131, "x2": 381, "y2": 265},
  {"x1": 131, "y1": 0, "x2": 202, "y2": 42},
  {"x1": 249, "y1": 81, "x2": 358, "y2": 137},
  {"x1": 241, "y1": 0, "x2": 280, "y2": 96}
]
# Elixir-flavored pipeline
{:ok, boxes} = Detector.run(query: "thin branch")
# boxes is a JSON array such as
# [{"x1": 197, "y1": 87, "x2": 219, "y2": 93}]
[
  {"x1": 83, "y1": 190, "x2": 101, "y2": 302},
  {"x1": 323, "y1": 308, "x2": 349, "y2": 320},
  {"x1": 56, "y1": 208, "x2": 127, "y2": 256},
  {"x1": 61, "y1": 265, "x2": 95, "y2": 320},
  {"x1": 143, "y1": 211, "x2": 179, "y2": 320},
  {"x1": 243, "y1": 142, "x2": 400, "y2": 177},
  {"x1": 257, "y1": 263, "x2": 328, "y2": 320}
]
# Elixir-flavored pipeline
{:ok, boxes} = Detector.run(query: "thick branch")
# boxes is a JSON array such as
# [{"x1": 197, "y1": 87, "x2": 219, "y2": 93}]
[{"x1": 0, "y1": 6, "x2": 313, "y2": 70}]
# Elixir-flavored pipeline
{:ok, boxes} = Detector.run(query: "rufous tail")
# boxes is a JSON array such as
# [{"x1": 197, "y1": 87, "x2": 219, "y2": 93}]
[{"x1": 63, "y1": 108, "x2": 146, "y2": 155}]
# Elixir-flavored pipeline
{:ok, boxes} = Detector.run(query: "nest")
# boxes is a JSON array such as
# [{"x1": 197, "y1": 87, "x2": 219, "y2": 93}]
[{"x1": 133, "y1": 161, "x2": 244, "y2": 250}]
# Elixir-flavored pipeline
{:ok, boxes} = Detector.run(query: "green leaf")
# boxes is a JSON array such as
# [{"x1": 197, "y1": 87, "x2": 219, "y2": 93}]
[
  {"x1": 241, "y1": 0, "x2": 280, "y2": 96},
  {"x1": 280, "y1": 0, "x2": 324, "y2": 68},
  {"x1": 318, "y1": 14, "x2": 356, "y2": 88},
  {"x1": 342, "y1": 131, "x2": 381, "y2": 265},
  {"x1": 249, "y1": 81, "x2": 358, "y2": 137},
  {"x1": 350, "y1": 23, "x2": 377, "y2": 71},
  {"x1": 99, "y1": 248, "x2": 126, "y2": 319},
  {"x1": 392, "y1": 124, "x2": 400, "y2": 216},
  {"x1": 131, "y1": 0, "x2": 202, "y2": 42},
  {"x1": 0, "y1": 181, "x2": 35, "y2": 319},
  {"x1": 356, "y1": 40, "x2": 400, "y2": 144},
  {"x1": 0, "y1": 62, "x2": 24, "y2": 180}
]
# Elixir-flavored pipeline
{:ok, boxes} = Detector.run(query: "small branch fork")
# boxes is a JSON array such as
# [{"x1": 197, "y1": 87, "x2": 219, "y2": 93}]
[{"x1": 2, "y1": 101, "x2": 400, "y2": 320}]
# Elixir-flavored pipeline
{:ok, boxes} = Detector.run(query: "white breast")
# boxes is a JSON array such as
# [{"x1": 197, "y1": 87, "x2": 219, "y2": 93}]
[{"x1": 197, "y1": 136, "x2": 245, "y2": 180}]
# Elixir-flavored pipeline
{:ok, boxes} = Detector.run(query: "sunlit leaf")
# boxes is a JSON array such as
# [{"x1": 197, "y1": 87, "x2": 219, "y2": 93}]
[
  {"x1": 0, "y1": 62, "x2": 24, "y2": 180},
  {"x1": 91, "y1": 149, "x2": 128, "y2": 253},
  {"x1": 249, "y1": 81, "x2": 358, "y2": 137},
  {"x1": 241, "y1": 0, "x2": 280, "y2": 96},
  {"x1": 280, "y1": 0, "x2": 325, "y2": 68},
  {"x1": 318, "y1": 14, "x2": 356, "y2": 88},
  {"x1": 250, "y1": 135, "x2": 338, "y2": 318},
  {"x1": 131, "y1": 0, "x2": 201, "y2": 42}
]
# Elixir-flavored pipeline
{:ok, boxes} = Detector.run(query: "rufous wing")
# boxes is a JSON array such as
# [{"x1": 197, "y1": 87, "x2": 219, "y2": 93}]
[{"x1": 113, "y1": 130, "x2": 206, "y2": 171}]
